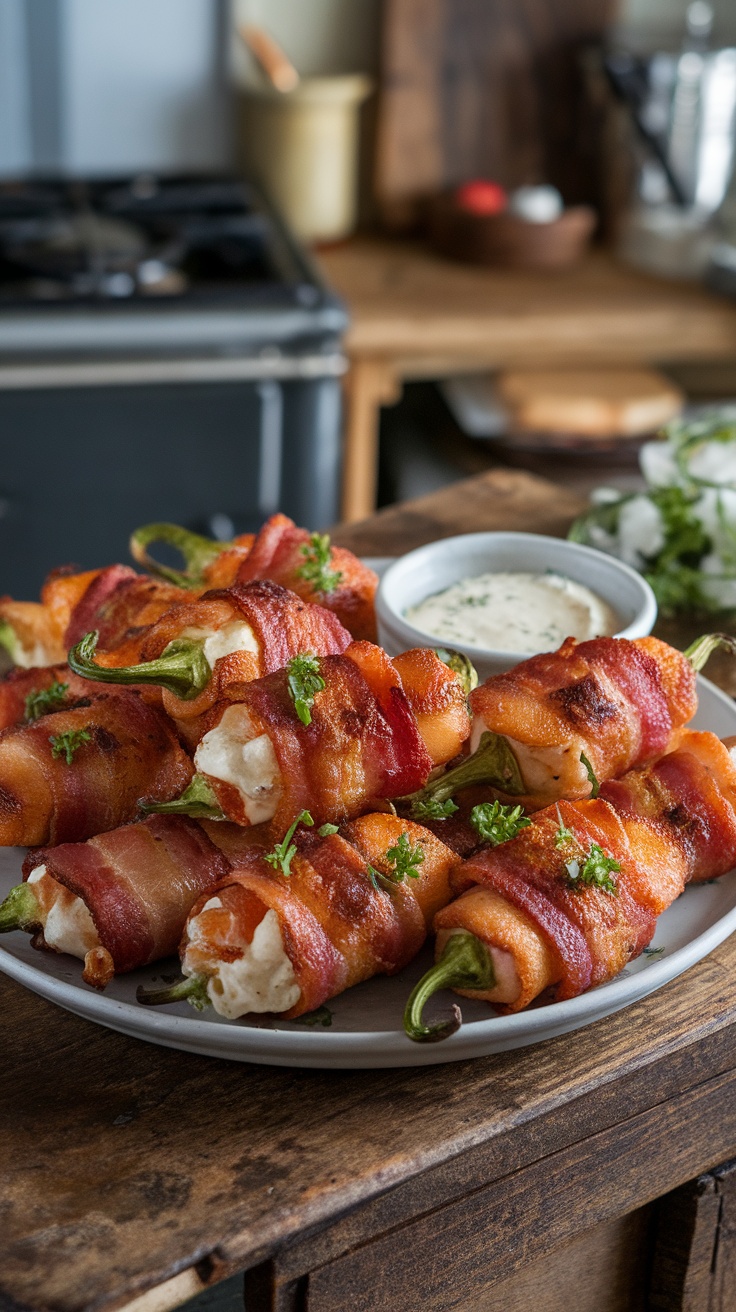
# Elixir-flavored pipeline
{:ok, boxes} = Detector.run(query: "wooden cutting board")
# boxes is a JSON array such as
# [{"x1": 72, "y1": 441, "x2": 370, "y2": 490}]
[{"x1": 375, "y1": 0, "x2": 616, "y2": 228}]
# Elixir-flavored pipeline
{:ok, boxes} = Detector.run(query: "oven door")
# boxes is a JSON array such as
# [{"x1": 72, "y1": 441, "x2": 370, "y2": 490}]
[{"x1": 0, "y1": 358, "x2": 343, "y2": 597}]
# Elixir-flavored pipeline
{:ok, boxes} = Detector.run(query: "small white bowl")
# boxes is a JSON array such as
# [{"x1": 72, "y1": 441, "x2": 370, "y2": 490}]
[{"x1": 376, "y1": 531, "x2": 657, "y2": 681}]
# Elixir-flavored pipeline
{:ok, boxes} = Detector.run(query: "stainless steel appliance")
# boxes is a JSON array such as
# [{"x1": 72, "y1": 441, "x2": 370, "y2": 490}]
[{"x1": 0, "y1": 175, "x2": 347, "y2": 597}]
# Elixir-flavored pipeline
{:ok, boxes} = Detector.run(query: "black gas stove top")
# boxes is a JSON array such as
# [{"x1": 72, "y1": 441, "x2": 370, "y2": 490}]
[
  {"x1": 0, "y1": 175, "x2": 346, "y2": 361},
  {"x1": 0, "y1": 174, "x2": 323, "y2": 309}
]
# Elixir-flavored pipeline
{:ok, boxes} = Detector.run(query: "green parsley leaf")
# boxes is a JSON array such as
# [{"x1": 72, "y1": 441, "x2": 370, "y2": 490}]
[
  {"x1": 264, "y1": 810, "x2": 314, "y2": 877},
  {"x1": 49, "y1": 728, "x2": 92, "y2": 765},
  {"x1": 470, "y1": 801, "x2": 530, "y2": 846},
  {"x1": 297, "y1": 532, "x2": 343, "y2": 595},
  {"x1": 580, "y1": 752, "x2": 600, "y2": 798},
  {"x1": 317, "y1": 822, "x2": 339, "y2": 837},
  {"x1": 293, "y1": 1005, "x2": 333, "y2": 1027},
  {"x1": 25, "y1": 680, "x2": 69, "y2": 722},
  {"x1": 286, "y1": 652, "x2": 325, "y2": 726},
  {"x1": 564, "y1": 842, "x2": 620, "y2": 895},
  {"x1": 410, "y1": 796, "x2": 459, "y2": 821},
  {"x1": 367, "y1": 832, "x2": 425, "y2": 893},
  {"x1": 554, "y1": 803, "x2": 574, "y2": 848}
]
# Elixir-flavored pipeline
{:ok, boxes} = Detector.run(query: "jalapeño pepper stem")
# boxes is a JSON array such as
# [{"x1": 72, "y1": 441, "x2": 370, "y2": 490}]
[
  {"x1": 403, "y1": 931, "x2": 495, "y2": 1043},
  {"x1": 684, "y1": 632, "x2": 736, "y2": 672},
  {"x1": 136, "y1": 973, "x2": 210, "y2": 1009},
  {"x1": 129, "y1": 523, "x2": 230, "y2": 589},
  {"x1": 0, "y1": 882, "x2": 41, "y2": 934},
  {"x1": 138, "y1": 774, "x2": 226, "y2": 821},
  {"x1": 399, "y1": 730, "x2": 526, "y2": 819},
  {"x1": 68, "y1": 630, "x2": 212, "y2": 700},
  {"x1": 432, "y1": 648, "x2": 479, "y2": 695}
]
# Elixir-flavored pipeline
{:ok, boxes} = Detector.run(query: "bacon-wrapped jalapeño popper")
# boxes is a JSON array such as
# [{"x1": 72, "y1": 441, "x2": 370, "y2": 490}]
[
  {"x1": 137, "y1": 813, "x2": 461, "y2": 1020},
  {"x1": 0, "y1": 691, "x2": 193, "y2": 846},
  {"x1": 140, "y1": 643, "x2": 472, "y2": 830},
  {"x1": 0, "y1": 815, "x2": 268, "y2": 988},
  {"x1": 0, "y1": 564, "x2": 187, "y2": 669},
  {"x1": 66, "y1": 581, "x2": 352, "y2": 737},
  {"x1": 131, "y1": 513, "x2": 379, "y2": 642},
  {"x1": 0, "y1": 664, "x2": 103, "y2": 733},
  {"x1": 404, "y1": 728, "x2": 736, "y2": 1042},
  {"x1": 399, "y1": 633, "x2": 734, "y2": 819}
]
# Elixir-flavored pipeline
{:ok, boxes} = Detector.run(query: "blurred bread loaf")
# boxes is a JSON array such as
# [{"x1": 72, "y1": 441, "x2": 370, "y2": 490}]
[{"x1": 497, "y1": 368, "x2": 684, "y2": 438}]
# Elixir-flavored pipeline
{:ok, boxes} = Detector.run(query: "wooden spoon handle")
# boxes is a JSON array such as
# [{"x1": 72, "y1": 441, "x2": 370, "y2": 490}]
[{"x1": 239, "y1": 24, "x2": 299, "y2": 93}]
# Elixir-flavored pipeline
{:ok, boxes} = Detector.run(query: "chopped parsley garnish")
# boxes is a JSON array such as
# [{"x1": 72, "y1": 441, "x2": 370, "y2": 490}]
[
  {"x1": 367, "y1": 831, "x2": 425, "y2": 892},
  {"x1": 554, "y1": 804, "x2": 574, "y2": 848},
  {"x1": 318, "y1": 822, "x2": 339, "y2": 837},
  {"x1": 564, "y1": 842, "x2": 620, "y2": 895},
  {"x1": 293, "y1": 1005, "x2": 333, "y2": 1027},
  {"x1": 580, "y1": 752, "x2": 600, "y2": 798},
  {"x1": 25, "y1": 680, "x2": 69, "y2": 721},
  {"x1": 470, "y1": 801, "x2": 530, "y2": 846},
  {"x1": 286, "y1": 652, "x2": 325, "y2": 726},
  {"x1": 297, "y1": 532, "x2": 343, "y2": 595},
  {"x1": 410, "y1": 796, "x2": 459, "y2": 821},
  {"x1": 264, "y1": 810, "x2": 314, "y2": 877},
  {"x1": 49, "y1": 728, "x2": 92, "y2": 765}
]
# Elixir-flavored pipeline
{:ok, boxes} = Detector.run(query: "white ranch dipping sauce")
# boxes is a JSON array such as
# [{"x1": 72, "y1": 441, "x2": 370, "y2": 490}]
[{"x1": 405, "y1": 571, "x2": 618, "y2": 653}]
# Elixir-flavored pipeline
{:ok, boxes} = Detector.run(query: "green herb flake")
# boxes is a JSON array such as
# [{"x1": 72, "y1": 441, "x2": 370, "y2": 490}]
[
  {"x1": 25, "y1": 680, "x2": 69, "y2": 722},
  {"x1": 264, "y1": 810, "x2": 314, "y2": 877},
  {"x1": 554, "y1": 803, "x2": 574, "y2": 849},
  {"x1": 643, "y1": 946, "x2": 665, "y2": 957},
  {"x1": 297, "y1": 532, "x2": 343, "y2": 596},
  {"x1": 564, "y1": 842, "x2": 620, "y2": 896},
  {"x1": 367, "y1": 832, "x2": 425, "y2": 893},
  {"x1": 293, "y1": 1005, "x2": 333, "y2": 1027},
  {"x1": 470, "y1": 801, "x2": 530, "y2": 847},
  {"x1": 410, "y1": 796, "x2": 459, "y2": 821},
  {"x1": 317, "y1": 822, "x2": 339, "y2": 837},
  {"x1": 286, "y1": 652, "x2": 325, "y2": 726},
  {"x1": 49, "y1": 728, "x2": 92, "y2": 765},
  {"x1": 580, "y1": 752, "x2": 600, "y2": 798}
]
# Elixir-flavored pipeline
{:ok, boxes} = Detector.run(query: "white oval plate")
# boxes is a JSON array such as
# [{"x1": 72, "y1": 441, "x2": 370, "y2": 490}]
[{"x1": 1, "y1": 674, "x2": 735, "y2": 1069}]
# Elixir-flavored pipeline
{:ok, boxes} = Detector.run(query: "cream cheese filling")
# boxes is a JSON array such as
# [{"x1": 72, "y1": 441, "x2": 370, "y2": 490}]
[
  {"x1": 194, "y1": 705, "x2": 282, "y2": 824},
  {"x1": 183, "y1": 901, "x2": 300, "y2": 1019},
  {"x1": 13, "y1": 640, "x2": 57, "y2": 669},
  {"x1": 180, "y1": 620, "x2": 259, "y2": 667},
  {"x1": 26, "y1": 866, "x2": 100, "y2": 958}
]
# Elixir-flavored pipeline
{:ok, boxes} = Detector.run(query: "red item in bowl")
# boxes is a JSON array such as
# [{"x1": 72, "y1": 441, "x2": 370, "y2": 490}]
[{"x1": 454, "y1": 180, "x2": 508, "y2": 216}]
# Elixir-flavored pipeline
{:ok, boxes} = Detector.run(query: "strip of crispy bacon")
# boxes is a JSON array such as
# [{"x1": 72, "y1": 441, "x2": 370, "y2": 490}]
[
  {"x1": 410, "y1": 729, "x2": 736, "y2": 1035},
  {"x1": 168, "y1": 815, "x2": 460, "y2": 1019},
  {"x1": 468, "y1": 635, "x2": 697, "y2": 809},
  {"x1": 18, "y1": 815, "x2": 267, "y2": 984},
  {"x1": 0, "y1": 665, "x2": 100, "y2": 732},
  {"x1": 234, "y1": 513, "x2": 378, "y2": 642},
  {"x1": 141, "y1": 580, "x2": 351, "y2": 722},
  {"x1": 197, "y1": 642, "x2": 434, "y2": 829},
  {"x1": 0, "y1": 691, "x2": 193, "y2": 846}
]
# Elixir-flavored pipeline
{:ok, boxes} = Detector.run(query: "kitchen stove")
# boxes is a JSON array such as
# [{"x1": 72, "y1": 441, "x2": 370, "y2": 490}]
[{"x1": 0, "y1": 175, "x2": 347, "y2": 597}]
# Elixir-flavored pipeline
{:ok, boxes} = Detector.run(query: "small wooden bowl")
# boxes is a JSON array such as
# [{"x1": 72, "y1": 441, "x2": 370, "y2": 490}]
[{"x1": 428, "y1": 195, "x2": 596, "y2": 270}]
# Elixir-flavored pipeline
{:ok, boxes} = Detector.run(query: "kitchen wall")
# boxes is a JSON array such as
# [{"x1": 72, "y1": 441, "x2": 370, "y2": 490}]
[{"x1": 0, "y1": 0, "x2": 229, "y2": 176}]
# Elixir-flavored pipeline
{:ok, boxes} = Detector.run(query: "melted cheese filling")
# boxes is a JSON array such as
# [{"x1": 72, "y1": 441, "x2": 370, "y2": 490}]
[
  {"x1": 470, "y1": 718, "x2": 590, "y2": 803},
  {"x1": 195, "y1": 705, "x2": 282, "y2": 824},
  {"x1": 183, "y1": 901, "x2": 300, "y2": 1019},
  {"x1": 180, "y1": 620, "x2": 259, "y2": 668},
  {"x1": 26, "y1": 866, "x2": 100, "y2": 958},
  {"x1": 14, "y1": 640, "x2": 57, "y2": 669}
]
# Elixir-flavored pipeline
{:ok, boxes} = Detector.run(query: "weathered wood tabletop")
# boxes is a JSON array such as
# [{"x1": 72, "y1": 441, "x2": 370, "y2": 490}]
[{"x1": 3, "y1": 468, "x2": 736, "y2": 1312}]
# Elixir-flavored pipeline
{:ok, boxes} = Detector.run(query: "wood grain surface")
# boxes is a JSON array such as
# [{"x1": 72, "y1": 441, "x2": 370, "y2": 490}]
[
  {"x1": 318, "y1": 242, "x2": 736, "y2": 369},
  {"x1": 374, "y1": 0, "x2": 615, "y2": 226},
  {"x1": 2, "y1": 467, "x2": 736, "y2": 1312}
]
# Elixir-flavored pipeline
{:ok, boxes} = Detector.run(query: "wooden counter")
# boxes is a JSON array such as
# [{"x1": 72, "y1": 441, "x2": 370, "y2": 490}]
[
  {"x1": 2, "y1": 468, "x2": 736, "y2": 1312},
  {"x1": 317, "y1": 239, "x2": 736, "y2": 521}
]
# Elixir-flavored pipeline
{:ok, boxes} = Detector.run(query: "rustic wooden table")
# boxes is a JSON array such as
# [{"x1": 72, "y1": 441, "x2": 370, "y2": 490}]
[
  {"x1": 2, "y1": 468, "x2": 736, "y2": 1312},
  {"x1": 317, "y1": 239, "x2": 736, "y2": 523}
]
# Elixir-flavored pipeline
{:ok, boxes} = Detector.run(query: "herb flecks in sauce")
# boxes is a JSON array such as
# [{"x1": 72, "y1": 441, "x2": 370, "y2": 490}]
[{"x1": 405, "y1": 571, "x2": 618, "y2": 653}]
